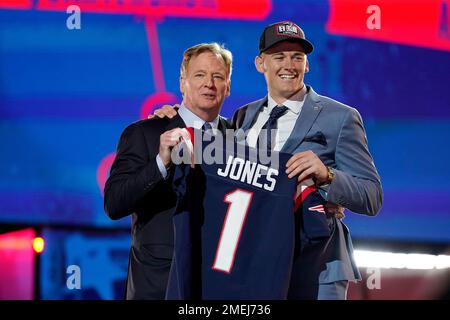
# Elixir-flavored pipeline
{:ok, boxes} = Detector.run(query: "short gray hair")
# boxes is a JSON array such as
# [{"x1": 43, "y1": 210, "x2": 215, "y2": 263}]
[{"x1": 180, "y1": 42, "x2": 233, "y2": 79}]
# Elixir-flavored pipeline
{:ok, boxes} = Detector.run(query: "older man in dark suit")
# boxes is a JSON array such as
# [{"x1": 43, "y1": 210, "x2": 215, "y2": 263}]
[{"x1": 104, "y1": 43, "x2": 232, "y2": 299}]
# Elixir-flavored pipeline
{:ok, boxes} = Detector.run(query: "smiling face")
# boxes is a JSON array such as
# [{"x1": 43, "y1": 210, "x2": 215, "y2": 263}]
[
  {"x1": 255, "y1": 42, "x2": 309, "y2": 104},
  {"x1": 180, "y1": 51, "x2": 230, "y2": 121}
]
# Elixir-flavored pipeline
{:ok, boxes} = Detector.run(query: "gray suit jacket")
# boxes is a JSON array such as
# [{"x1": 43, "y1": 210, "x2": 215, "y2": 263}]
[{"x1": 232, "y1": 86, "x2": 383, "y2": 295}]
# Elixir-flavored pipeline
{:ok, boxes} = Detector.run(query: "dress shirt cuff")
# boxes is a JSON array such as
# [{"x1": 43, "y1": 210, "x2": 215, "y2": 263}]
[{"x1": 156, "y1": 154, "x2": 169, "y2": 179}]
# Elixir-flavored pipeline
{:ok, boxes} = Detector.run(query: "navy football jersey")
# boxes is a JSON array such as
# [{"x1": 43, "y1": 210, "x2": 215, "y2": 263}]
[{"x1": 166, "y1": 130, "x2": 330, "y2": 300}]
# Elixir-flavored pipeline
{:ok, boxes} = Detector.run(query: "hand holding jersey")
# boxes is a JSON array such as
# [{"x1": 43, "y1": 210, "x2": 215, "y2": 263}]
[
  {"x1": 286, "y1": 150, "x2": 328, "y2": 184},
  {"x1": 159, "y1": 128, "x2": 190, "y2": 168}
]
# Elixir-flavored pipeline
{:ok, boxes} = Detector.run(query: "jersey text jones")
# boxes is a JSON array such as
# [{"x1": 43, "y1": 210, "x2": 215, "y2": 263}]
[{"x1": 217, "y1": 155, "x2": 278, "y2": 191}]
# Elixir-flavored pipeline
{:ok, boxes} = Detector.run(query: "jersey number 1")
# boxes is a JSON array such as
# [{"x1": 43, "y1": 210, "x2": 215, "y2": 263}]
[{"x1": 212, "y1": 188, "x2": 253, "y2": 273}]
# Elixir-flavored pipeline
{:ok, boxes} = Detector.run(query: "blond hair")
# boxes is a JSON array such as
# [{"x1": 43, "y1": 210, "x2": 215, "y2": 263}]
[{"x1": 180, "y1": 42, "x2": 233, "y2": 79}]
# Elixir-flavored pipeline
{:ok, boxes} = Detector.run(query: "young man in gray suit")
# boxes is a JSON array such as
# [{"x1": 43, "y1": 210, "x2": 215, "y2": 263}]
[{"x1": 232, "y1": 21, "x2": 382, "y2": 299}]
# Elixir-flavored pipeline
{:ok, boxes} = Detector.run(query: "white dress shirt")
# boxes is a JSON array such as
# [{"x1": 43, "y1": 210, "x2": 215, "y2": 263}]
[{"x1": 246, "y1": 86, "x2": 307, "y2": 151}]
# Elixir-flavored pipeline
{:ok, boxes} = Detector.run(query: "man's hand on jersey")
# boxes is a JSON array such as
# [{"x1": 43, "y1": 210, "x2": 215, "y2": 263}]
[
  {"x1": 148, "y1": 104, "x2": 179, "y2": 119},
  {"x1": 285, "y1": 150, "x2": 328, "y2": 184},
  {"x1": 159, "y1": 128, "x2": 189, "y2": 167},
  {"x1": 325, "y1": 202, "x2": 345, "y2": 220}
]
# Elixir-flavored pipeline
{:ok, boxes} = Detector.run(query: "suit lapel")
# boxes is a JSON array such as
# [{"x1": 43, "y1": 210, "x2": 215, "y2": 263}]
[
  {"x1": 217, "y1": 116, "x2": 231, "y2": 135},
  {"x1": 235, "y1": 97, "x2": 267, "y2": 142},
  {"x1": 167, "y1": 114, "x2": 186, "y2": 130},
  {"x1": 281, "y1": 86, "x2": 323, "y2": 154},
  {"x1": 240, "y1": 97, "x2": 267, "y2": 131}
]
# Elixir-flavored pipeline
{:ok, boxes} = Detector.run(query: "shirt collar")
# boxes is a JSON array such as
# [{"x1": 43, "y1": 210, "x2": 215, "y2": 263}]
[
  {"x1": 178, "y1": 103, "x2": 220, "y2": 130},
  {"x1": 267, "y1": 85, "x2": 307, "y2": 114}
]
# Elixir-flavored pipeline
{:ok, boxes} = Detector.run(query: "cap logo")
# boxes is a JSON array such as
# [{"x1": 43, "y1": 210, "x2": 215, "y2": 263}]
[{"x1": 276, "y1": 23, "x2": 301, "y2": 38}]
